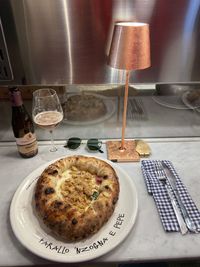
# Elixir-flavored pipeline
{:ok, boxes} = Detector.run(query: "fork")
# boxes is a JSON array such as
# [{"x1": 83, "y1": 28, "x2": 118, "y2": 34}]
[
  {"x1": 128, "y1": 98, "x2": 147, "y2": 120},
  {"x1": 155, "y1": 161, "x2": 188, "y2": 235}
]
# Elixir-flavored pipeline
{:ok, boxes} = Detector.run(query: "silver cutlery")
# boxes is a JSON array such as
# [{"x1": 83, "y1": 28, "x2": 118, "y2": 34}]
[
  {"x1": 161, "y1": 161, "x2": 198, "y2": 233},
  {"x1": 155, "y1": 161, "x2": 188, "y2": 235},
  {"x1": 127, "y1": 98, "x2": 147, "y2": 120}
]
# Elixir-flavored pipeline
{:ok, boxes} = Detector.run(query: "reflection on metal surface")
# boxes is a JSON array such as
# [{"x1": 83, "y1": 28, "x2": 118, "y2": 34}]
[
  {"x1": 0, "y1": 0, "x2": 200, "y2": 85},
  {"x1": 0, "y1": 18, "x2": 13, "y2": 80},
  {"x1": 181, "y1": 0, "x2": 200, "y2": 80},
  {"x1": 62, "y1": 1, "x2": 73, "y2": 84}
]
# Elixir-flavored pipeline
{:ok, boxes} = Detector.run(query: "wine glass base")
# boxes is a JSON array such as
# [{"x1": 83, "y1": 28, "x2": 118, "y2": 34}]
[
  {"x1": 50, "y1": 146, "x2": 58, "y2": 152},
  {"x1": 38, "y1": 144, "x2": 66, "y2": 162}
]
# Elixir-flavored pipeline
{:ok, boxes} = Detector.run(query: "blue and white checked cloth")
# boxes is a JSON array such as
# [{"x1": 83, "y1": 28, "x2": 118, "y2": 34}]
[{"x1": 141, "y1": 160, "x2": 200, "y2": 233}]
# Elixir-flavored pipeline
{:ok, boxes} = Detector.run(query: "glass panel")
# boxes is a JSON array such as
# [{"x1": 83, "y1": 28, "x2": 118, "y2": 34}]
[{"x1": 1, "y1": 84, "x2": 200, "y2": 142}]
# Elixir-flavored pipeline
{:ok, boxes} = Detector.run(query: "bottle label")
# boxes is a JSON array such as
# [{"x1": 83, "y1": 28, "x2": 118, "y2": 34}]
[
  {"x1": 16, "y1": 133, "x2": 38, "y2": 156},
  {"x1": 16, "y1": 132, "x2": 36, "y2": 145}
]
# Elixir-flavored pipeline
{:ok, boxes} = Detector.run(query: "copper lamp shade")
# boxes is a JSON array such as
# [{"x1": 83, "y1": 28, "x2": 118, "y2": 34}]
[
  {"x1": 106, "y1": 22, "x2": 151, "y2": 162},
  {"x1": 108, "y1": 22, "x2": 150, "y2": 70}
]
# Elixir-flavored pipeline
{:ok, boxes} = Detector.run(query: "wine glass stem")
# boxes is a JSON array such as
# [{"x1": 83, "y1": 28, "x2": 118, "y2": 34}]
[{"x1": 49, "y1": 130, "x2": 57, "y2": 152}]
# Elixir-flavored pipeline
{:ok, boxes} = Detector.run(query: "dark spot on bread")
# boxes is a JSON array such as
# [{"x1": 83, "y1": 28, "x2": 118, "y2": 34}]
[
  {"x1": 47, "y1": 169, "x2": 58, "y2": 176},
  {"x1": 54, "y1": 201, "x2": 63, "y2": 208},
  {"x1": 45, "y1": 187, "x2": 55, "y2": 194},
  {"x1": 112, "y1": 197, "x2": 118, "y2": 205},
  {"x1": 72, "y1": 218, "x2": 78, "y2": 225}
]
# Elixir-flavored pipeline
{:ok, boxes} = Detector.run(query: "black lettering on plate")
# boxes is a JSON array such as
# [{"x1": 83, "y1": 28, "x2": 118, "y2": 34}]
[
  {"x1": 39, "y1": 238, "x2": 69, "y2": 254},
  {"x1": 75, "y1": 237, "x2": 108, "y2": 254},
  {"x1": 113, "y1": 213, "x2": 125, "y2": 229}
]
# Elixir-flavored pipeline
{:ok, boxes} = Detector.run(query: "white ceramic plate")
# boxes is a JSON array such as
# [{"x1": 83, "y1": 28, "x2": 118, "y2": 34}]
[
  {"x1": 10, "y1": 156, "x2": 138, "y2": 263},
  {"x1": 152, "y1": 93, "x2": 189, "y2": 109},
  {"x1": 62, "y1": 94, "x2": 116, "y2": 125}
]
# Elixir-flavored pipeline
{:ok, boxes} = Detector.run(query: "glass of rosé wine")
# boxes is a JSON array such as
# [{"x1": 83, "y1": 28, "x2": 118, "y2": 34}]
[{"x1": 32, "y1": 88, "x2": 63, "y2": 152}]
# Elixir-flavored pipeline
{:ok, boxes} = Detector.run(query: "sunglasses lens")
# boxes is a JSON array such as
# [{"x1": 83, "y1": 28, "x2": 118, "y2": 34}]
[
  {"x1": 87, "y1": 138, "x2": 102, "y2": 151},
  {"x1": 66, "y1": 137, "x2": 81, "y2": 149}
]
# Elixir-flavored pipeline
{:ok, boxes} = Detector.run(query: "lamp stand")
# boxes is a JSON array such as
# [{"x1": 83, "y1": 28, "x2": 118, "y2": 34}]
[{"x1": 106, "y1": 70, "x2": 140, "y2": 162}]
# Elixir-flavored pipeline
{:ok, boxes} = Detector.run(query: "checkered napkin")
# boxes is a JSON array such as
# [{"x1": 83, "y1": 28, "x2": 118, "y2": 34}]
[{"x1": 141, "y1": 160, "x2": 200, "y2": 233}]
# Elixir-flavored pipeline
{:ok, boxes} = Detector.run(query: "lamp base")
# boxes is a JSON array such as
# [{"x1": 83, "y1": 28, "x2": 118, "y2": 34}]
[{"x1": 106, "y1": 140, "x2": 140, "y2": 162}]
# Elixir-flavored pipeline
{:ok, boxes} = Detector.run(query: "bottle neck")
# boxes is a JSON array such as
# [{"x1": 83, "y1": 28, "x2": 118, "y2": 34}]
[{"x1": 10, "y1": 89, "x2": 23, "y2": 107}]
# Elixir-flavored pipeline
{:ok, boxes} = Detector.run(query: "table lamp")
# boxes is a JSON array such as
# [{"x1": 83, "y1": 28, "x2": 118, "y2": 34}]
[{"x1": 107, "y1": 22, "x2": 151, "y2": 162}]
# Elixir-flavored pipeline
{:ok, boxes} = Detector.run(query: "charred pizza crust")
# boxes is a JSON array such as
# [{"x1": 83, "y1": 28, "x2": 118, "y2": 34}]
[{"x1": 35, "y1": 155, "x2": 119, "y2": 241}]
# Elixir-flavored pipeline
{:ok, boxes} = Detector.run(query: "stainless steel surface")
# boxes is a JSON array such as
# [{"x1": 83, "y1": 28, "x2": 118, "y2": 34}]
[
  {"x1": 0, "y1": 0, "x2": 200, "y2": 85},
  {"x1": 155, "y1": 161, "x2": 188, "y2": 235},
  {"x1": 156, "y1": 83, "x2": 200, "y2": 96},
  {"x1": 161, "y1": 161, "x2": 199, "y2": 233}
]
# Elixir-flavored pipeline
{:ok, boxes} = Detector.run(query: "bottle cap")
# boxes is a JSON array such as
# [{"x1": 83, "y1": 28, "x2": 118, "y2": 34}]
[
  {"x1": 9, "y1": 87, "x2": 19, "y2": 92},
  {"x1": 9, "y1": 87, "x2": 23, "y2": 106}
]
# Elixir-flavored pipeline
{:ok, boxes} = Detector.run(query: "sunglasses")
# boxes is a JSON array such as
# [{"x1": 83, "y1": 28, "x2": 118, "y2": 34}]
[{"x1": 64, "y1": 137, "x2": 104, "y2": 153}]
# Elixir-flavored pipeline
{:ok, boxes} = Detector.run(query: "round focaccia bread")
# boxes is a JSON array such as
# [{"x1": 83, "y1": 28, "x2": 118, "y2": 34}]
[
  {"x1": 35, "y1": 155, "x2": 119, "y2": 241},
  {"x1": 62, "y1": 94, "x2": 107, "y2": 121}
]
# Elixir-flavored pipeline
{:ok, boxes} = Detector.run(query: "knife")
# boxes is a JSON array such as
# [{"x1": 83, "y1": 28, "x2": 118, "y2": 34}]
[
  {"x1": 164, "y1": 184, "x2": 188, "y2": 234},
  {"x1": 161, "y1": 162, "x2": 198, "y2": 233}
]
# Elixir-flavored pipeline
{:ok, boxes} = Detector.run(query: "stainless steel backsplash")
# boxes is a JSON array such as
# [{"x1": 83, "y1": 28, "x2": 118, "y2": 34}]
[{"x1": 0, "y1": 0, "x2": 200, "y2": 85}]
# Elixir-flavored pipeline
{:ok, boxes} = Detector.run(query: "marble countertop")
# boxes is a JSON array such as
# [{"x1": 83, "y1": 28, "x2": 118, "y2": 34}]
[{"x1": 1, "y1": 138, "x2": 200, "y2": 266}]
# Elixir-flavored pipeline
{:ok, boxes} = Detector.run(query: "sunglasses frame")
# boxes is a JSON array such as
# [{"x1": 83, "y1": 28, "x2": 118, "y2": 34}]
[
  {"x1": 65, "y1": 137, "x2": 103, "y2": 153},
  {"x1": 66, "y1": 137, "x2": 81, "y2": 150}
]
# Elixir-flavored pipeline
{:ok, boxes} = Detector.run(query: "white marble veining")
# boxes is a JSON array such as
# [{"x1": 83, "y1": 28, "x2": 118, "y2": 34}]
[{"x1": 0, "y1": 139, "x2": 200, "y2": 266}]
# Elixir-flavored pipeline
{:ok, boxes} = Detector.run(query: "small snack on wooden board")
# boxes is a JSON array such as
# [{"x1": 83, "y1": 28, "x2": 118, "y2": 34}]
[
  {"x1": 135, "y1": 140, "x2": 151, "y2": 157},
  {"x1": 35, "y1": 155, "x2": 119, "y2": 241}
]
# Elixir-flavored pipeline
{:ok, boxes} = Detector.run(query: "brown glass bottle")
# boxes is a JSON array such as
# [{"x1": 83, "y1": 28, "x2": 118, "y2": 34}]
[{"x1": 9, "y1": 87, "x2": 38, "y2": 158}]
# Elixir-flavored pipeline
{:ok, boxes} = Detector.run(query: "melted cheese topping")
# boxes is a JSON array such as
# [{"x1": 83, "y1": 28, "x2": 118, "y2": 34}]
[
  {"x1": 56, "y1": 166, "x2": 103, "y2": 213},
  {"x1": 55, "y1": 169, "x2": 71, "y2": 199}
]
